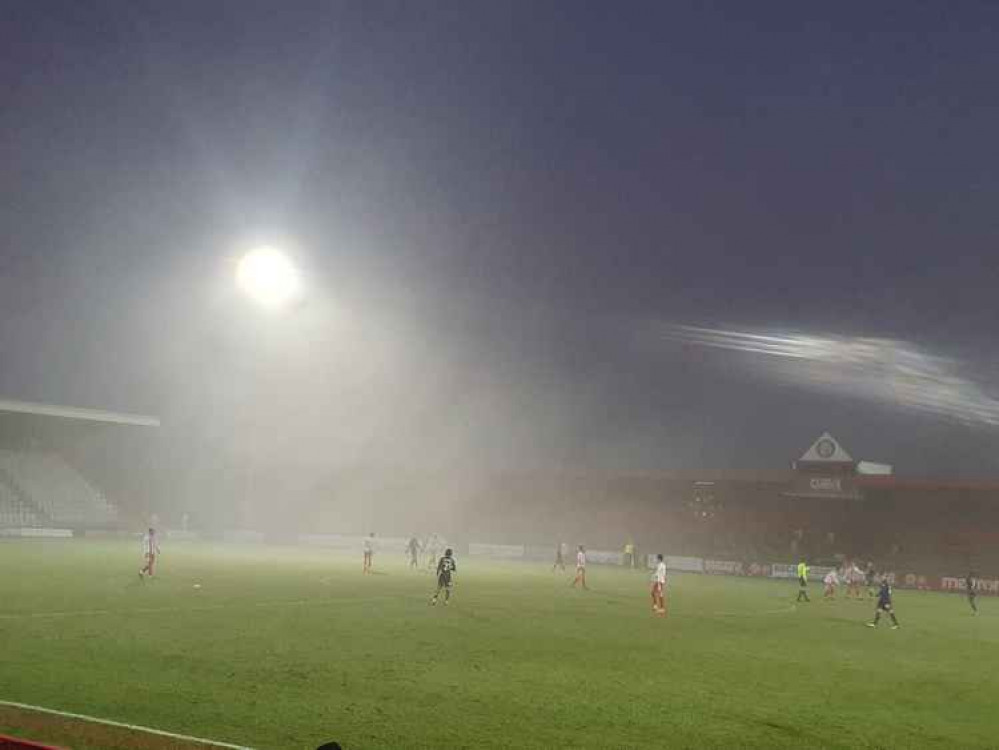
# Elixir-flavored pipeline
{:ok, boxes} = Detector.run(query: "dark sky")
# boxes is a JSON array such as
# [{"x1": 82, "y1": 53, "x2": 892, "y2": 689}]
[{"x1": 2, "y1": 1, "x2": 999, "y2": 476}]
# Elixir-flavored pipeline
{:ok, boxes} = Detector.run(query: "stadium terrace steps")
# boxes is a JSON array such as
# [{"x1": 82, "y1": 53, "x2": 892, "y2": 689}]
[
  {"x1": 0, "y1": 451, "x2": 116, "y2": 528},
  {"x1": 0, "y1": 468, "x2": 46, "y2": 528}
]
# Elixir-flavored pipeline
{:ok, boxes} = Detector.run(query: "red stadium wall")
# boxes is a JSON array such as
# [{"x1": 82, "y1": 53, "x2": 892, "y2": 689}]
[
  {"x1": 257, "y1": 467, "x2": 999, "y2": 576},
  {"x1": 510, "y1": 473, "x2": 999, "y2": 575},
  {"x1": 0, "y1": 736, "x2": 64, "y2": 749}
]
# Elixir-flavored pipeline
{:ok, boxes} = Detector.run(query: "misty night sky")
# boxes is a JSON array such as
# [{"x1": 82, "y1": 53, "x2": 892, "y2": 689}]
[{"x1": 2, "y1": 1, "x2": 999, "y2": 476}]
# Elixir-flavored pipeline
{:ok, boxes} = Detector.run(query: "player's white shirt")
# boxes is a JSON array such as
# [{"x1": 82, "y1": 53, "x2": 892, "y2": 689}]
[
  {"x1": 141, "y1": 534, "x2": 159, "y2": 557},
  {"x1": 824, "y1": 570, "x2": 839, "y2": 585},
  {"x1": 363, "y1": 537, "x2": 375, "y2": 553},
  {"x1": 576, "y1": 550, "x2": 586, "y2": 568},
  {"x1": 652, "y1": 561, "x2": 667, "y2": 585}
]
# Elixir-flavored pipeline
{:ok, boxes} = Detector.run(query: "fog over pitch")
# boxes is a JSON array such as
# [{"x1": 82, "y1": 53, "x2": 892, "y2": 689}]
[{"x1": 2, "y1": 0, "x2": 999, "y2": 500}]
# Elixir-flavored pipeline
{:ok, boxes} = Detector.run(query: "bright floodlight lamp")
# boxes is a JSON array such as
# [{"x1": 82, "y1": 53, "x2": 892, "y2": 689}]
[{"x1": 236, "y1": 247, "x2": 302, "y2": 310}]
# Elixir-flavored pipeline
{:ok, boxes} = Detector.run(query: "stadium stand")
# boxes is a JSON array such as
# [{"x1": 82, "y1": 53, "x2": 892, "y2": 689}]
[
  {"x1": 0, "y1": 399, "x2": 159, "y2": 530},
  {"x1": 0, "y1": 450, "x2": 116, "y2": 528},
  {"x1": 0, "y1": 478, "x2": 43, "y2": 527}
]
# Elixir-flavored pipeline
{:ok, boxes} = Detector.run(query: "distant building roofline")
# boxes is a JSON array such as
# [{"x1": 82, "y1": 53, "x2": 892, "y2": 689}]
[
  {"x1": 855, "y1": 476, "x2": 999, "y2": 492},
  {"x1": 0, "y1": 398, "x2": 160, "y2": 427}
]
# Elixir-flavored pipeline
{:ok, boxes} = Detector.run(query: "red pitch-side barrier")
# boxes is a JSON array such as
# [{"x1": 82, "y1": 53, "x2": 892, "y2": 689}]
[{"x1": 0, "y1": 736, "x2": 65, "y2": 749}]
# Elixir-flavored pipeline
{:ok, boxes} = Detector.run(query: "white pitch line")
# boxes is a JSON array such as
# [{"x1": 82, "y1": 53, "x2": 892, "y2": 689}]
[
  {"x1": 0, "y1": 699, "x2": 253, "y2": 749},
  {"x1": 0, "y1": 594, "x2": 403, "y2": 621}
]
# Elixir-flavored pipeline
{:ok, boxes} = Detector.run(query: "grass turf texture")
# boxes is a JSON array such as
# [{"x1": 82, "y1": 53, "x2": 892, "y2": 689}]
[{"x1": 0, "y1": 541, "x2": 996, "y2": 750}]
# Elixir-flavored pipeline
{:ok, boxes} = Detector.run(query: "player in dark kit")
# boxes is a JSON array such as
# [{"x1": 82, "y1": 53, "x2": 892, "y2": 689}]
[
  {"x1": 966, "y1": 572, "x2": 979, "y2": 615},
  {"x1": 430, "y1": 548, "x2": 457, "y2": 606},
  {"x1": 867, "y1": 577, "x2": 900, "y2": 629},
  {"x1": 552, "y1": 543, "x2": 565, "y2": 572},
  {"x1": 406, "y1": 536, "x2": 421, "y2": 569}
]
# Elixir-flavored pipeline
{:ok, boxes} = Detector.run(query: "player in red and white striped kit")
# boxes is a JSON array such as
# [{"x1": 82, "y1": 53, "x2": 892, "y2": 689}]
[
  {"x1": 650, "y1": 554, "x2": 667, "y2": 616},
  {"x1": 139, "y1": 528, "x2": 160, "y2": 579},
  {"x1": 570, "y1": 545, "x2": 588, "y2": 589}
]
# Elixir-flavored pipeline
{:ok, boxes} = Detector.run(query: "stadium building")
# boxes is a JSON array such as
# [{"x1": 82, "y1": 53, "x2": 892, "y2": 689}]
[
  {"x1": 0, "y1": 399, "x2": 159, "y2": 535},
  {"x1": 461, "y1": 433, "x2": 999, "y2": 592},
  {"x1": 1, "y1": 404, "x2": 995, "y2": 595}
]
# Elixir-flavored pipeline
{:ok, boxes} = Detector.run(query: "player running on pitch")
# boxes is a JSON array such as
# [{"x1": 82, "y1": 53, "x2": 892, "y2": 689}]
[
  {"x1": 406, "y1": 536, "x2": 421, "y2": 569},
  {"x1": 867, "y1": 576, "x2": 900, "y2": 629},
  {"x1": 823, "y1": 567, "x2": 840, "y2": 600},
  {"x1": 363, "y1": 532, "x2": 376, "y2": 574},
  {"x1": 552, "y1": 542, "x2": 565, "y2": 572},
  {"x1": 138, "y1": 527, "x2": 160, "y2": 579},
  {"x1": 966, "y1": 572, "x2": 979, "y2": 615},
  {"x1": 571, "y1": 545, "x2": 588, "y2": 589},
  {"x1": 650, "y1": 554, "x2": 667, "y2": 616},
  {"x1": 845, "y1": 561, "x2": 864, "y2": 600},
  {"x1": 796, "y1": 559, "x2": 810, "y2": 602},
  {"x1": 430, "y1": 548, "x2": 457, "y2": 606}
]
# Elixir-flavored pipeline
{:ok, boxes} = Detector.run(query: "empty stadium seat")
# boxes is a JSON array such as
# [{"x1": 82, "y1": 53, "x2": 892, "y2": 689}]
[{"x1": 0, "y1": 450, "x2": 116, "y2": 528}]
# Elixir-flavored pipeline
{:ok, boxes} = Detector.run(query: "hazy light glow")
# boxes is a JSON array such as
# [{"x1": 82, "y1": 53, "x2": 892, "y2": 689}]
[
  {"x1": 236, "y1": 247, "x2": 302, "y2": 310},
  {"x1": 664, "y1": 325, "x2": 999, "y2": 427}
]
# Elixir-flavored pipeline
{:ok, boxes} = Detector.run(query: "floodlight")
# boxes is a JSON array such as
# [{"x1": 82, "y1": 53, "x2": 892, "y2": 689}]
[{"x1": 236, "y1": 247, "x2": 301, "y2": 310}]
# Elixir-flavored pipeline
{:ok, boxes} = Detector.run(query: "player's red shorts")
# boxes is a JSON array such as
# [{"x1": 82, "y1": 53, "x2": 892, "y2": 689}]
[{"x1": 650, "y1": 582, "x2": 663, "y2": 596}]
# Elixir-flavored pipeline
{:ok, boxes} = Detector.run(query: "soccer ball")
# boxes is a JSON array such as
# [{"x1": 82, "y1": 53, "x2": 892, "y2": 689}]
[{"x1": 193, "y1": 583, "x2": 202, "y2": 590}]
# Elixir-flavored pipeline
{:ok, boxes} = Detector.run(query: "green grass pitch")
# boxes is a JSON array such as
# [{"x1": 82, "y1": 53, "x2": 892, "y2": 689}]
[{"x1": 0, "y1": 540, "x2": 996, "y2": 749}]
